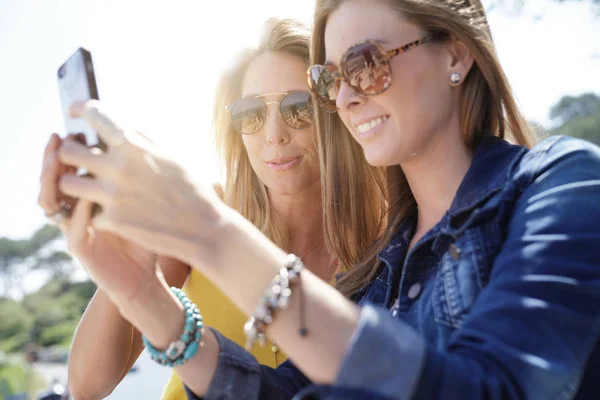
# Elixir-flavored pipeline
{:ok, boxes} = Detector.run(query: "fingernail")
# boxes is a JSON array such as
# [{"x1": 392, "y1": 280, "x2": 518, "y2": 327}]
[{"x1": 70, "y1": 101, "x2": 88, "y2": 118}]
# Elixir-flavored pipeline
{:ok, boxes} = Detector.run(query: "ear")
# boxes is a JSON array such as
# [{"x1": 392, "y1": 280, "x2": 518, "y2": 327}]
[{"x1": 446, "y1": 35, "x2": 475, "y2": 84}]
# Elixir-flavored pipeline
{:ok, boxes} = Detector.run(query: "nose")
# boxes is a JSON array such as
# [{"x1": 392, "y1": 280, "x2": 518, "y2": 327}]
[
  {"x1": 335, "y1": 80, "x2": 365, "y2": 112},
  {"x1": 263, "y1": 104, "x2": 290, "y2": 146}
]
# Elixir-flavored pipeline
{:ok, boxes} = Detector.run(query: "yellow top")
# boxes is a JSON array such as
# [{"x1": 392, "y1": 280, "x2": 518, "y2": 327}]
[
  {"x1": 160, "y1": 268, "x2": 286, "y2": 400},
  {"x1": 161, "y1": 262, "x2": 340, "y2": 400}
]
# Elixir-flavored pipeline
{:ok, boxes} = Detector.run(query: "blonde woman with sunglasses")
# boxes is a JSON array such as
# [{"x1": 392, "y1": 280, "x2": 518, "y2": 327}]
[
  {"x1": 42, "y1": 0, "x2": 600, "y2": 399},
  {"x1": 37, "y1": 18, "x2": 385, "y2": 400}
]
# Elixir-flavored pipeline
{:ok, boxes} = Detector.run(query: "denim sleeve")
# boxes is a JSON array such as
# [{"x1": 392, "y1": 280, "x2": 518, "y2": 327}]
[
  {"x1": 335, "y1": 137, "x2": 600, "y2": 399},
  {"x1": 184, "y1": 328, "x2": 310, "y2": 400}
]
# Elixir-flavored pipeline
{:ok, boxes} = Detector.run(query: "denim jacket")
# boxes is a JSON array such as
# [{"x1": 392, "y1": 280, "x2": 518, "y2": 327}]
[{"x1": 185, "y1": 134, "x2": 600, "y2": 400}]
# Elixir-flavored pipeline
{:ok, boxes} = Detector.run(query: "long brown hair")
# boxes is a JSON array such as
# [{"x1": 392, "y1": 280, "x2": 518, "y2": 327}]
[
  {"x1": 214, "y1": 17, "x2": 387, "y2": 266},
  {"x1": 311, "y1": 0, "x2": 537, "y2": 297}
]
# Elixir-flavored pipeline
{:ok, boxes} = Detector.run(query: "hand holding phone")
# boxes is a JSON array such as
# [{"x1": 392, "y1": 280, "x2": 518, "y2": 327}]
[
  {"x1": 58, "y1": 47, "x2": 106, "y2": 151},
  {"x1": 57, "y1": 47, "x2": 104, "y2": 216}
]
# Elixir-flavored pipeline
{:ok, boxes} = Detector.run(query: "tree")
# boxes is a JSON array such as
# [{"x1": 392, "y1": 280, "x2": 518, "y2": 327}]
[
  {"x1": 0, "y1": 239, "x2": 29, "y2": 298},
  {"x1": 0, "y1": 225, "x2": 62, "y2": 297},
  {"x1": 550, "y1": 93, "x2": 600, "y2": 125},
  {"x1": 26, "y1": 225, "x2": 62, "y2": 254},
  {"x1": 550, "y1": 93, "x2": 600, "y2": 145},
  {"x1": 33, "y1": 251, "x2": 74, "y2": 280}
]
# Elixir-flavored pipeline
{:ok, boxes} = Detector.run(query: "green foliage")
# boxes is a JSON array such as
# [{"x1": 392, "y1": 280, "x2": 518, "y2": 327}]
[
  {"x1": 552, "y1": 112, "x2": 600, "y2": 145},
  {"x1": 0, "y1": 300, "x2": 32, "y2": 340},
  {"x1": 39, "y1": 321, "x2": 78, "y2": 348},
  {"x1": 27, "y1": 225, "x2": 62, "y2": 254},
  {"x1": 0, "y1": 224, "x2": 61, "y2": 263},
  {"x1": 69, "y1": 280, "x2": 97, "y2": 301},
  {"x1": 550, "y1": 93, "x2": 600, "y2": 146},
  {"x1": 0, "y1": 361, "x2": 46, "y2": 397},
  {"x1": 33, "y1": 251, "x2": 74, "y2": 279},
  {"x1": 0, "y1": 276, "x2": 96, "y2": 355},
  {"x1": 0, "y1": 225, "x2": 95, "y2": 357},
  {"x1": 0, "y1": 362, "x2": 27, "y2": 395},
  {"x1": 0, "y1": 331, "x2": 30, "y2": 353},
  {"x1": 550, "y1": 93, "x2": 600, "y2": 124},
  {"x1": 0, "y1": 224, "x2": 63, "y2": 296}
]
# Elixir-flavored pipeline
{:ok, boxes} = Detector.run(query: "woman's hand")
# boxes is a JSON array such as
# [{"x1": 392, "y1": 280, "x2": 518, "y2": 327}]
[
  {"x1": 56, "y1": 101, "x2": 226, "y2": 267},
  {"x1": 38, "y1": 132, "x2": 159, "y2": 303},
  {"x1": 57, "y1": 101, "x2": 283, "y2": 312}
]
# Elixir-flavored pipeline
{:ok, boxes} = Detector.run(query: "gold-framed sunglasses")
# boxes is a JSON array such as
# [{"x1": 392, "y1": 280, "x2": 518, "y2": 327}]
[
  {"x1": 307, "y1": 35, "x2": 437, "y2": 112},
  {"x1": 226, "y1": 91, "x2": 314, "y2": 135}
]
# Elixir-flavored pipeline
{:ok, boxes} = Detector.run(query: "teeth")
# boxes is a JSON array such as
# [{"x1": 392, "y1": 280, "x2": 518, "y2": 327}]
[{"x1": 357, "y1": 116, "x2": 388, "y2": 134}]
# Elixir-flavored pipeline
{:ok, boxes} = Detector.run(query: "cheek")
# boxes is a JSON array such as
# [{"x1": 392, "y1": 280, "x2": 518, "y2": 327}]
[
  {"x1": 297, "y1": 128, "x2": 319, "y2": 154},
  {"x1": 388, "y1": 62, "x2": 448, "y2": 125},
  {"x1": 336, "y1": 112, "x2": 354, "y2": 138},
  {"x1": 241, "y1": 137, "x2": 262, "y2": 166}
]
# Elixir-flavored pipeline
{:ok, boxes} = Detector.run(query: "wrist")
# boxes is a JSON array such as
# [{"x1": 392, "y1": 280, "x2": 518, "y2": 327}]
[
  {"x1": 116, "y1": 273, "x2": 185, "y2": 349},
  {"x1": 187, "y1": 207, "x2": 286, "y2": 315}
]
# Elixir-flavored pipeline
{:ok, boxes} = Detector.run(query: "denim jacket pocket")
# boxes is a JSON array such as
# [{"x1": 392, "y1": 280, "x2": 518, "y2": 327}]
[{"x1": 432, "y1": 222, "x2": 502, "y2": 328}]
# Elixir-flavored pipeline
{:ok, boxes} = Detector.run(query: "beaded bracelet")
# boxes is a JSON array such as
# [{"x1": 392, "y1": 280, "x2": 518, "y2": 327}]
[
  {"x1": 244, "y1": 254, "x2": 306, "y2": 350},
  {"x1": 142, "y1": 287, "x2": 203, "y2": 367}
]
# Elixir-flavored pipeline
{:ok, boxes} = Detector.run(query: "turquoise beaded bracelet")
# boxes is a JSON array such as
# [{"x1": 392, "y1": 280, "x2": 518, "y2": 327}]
[{"x1": 142, "y1": 287, "x2": 203, "y2": 367}]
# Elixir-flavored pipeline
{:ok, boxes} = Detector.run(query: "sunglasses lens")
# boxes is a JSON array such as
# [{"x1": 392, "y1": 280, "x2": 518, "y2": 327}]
[
  {"x1": 343, "y1": 42, "x2": 391, "y2": 95},
  {"x1": 280, "y1": 92, "x2": 313, "y2": 130},
  {"x1": 308, "y1": 65, "x2": 339, "y2": 112},
  {"x1": 229, "y1": 97, "x2": 266, "y2": 134}
]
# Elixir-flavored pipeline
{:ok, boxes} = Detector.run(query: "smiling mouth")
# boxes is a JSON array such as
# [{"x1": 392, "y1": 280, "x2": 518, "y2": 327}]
[{"x1": 355, "y1": 115, "x2": 389, "y2": 134}]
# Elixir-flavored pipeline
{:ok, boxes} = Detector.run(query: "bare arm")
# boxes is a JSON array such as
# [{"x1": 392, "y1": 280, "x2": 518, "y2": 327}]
[
  {"x1": 68, "y1": 257, "x2": 189, "y2": 400},
  {"x1": 114, "y1": 215, "x2": 359, "y2": 398}
]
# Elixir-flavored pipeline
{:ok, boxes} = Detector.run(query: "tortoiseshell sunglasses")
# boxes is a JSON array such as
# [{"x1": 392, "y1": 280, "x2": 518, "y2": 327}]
[{"x1": 307, "y1": 36, "x2": 436, "y2": 112}]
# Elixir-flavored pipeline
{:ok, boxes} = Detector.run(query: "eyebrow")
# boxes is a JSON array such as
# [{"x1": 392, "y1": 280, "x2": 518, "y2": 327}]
[{"x1": 324, "y1": 38, "x2": 389, "y2": 65}]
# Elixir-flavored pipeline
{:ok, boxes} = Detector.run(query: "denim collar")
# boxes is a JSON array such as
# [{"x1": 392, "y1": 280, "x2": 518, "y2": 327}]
[
  {"x1": 377, "y1": 133, "x2": 527, "y2": 271},
  {"x1": 447, "y1": 133, "x2": 526, "y2": 217}
]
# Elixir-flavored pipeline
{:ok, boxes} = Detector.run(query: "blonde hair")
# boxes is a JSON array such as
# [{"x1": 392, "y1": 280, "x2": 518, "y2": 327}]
[
  {"x1": 311, "y1": 0, "x2": 538, "y2": 297},
  {"x1": 212, "y1": 18, "x2": 311, "y2": 248}
]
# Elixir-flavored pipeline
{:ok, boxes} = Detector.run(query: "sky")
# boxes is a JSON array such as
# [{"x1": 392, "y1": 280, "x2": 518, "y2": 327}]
[{"x1": 0, "y1": 0, "x2": 599, "y2": 240}]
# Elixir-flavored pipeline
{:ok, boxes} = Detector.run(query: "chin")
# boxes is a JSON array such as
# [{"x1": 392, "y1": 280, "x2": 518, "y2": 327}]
[{"x1": 362, "y1": 146, "x2": 399, "y2": 167}]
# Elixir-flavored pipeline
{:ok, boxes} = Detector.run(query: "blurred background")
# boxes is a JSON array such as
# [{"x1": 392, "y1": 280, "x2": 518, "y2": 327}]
[{"x1": 0, "y1": 0, "x2": 598, "y2": 398}]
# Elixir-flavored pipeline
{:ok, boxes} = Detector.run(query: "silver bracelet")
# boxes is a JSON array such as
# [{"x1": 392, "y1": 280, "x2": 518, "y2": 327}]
[{"x1": 244, "y1": 254, "x2": 305, "y2": 350}]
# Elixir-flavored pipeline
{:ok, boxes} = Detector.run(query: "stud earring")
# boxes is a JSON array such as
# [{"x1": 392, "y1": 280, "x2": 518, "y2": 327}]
[{"x1": 450, "y1": 72, "x2": 462, "y2": 85}]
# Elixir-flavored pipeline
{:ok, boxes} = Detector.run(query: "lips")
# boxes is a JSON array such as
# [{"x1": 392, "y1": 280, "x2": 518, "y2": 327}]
[
  {"x1": 265, "y1": 156, "x2": 302, "y2": 171},
  {"x1": 354, "y1": 115, "x2": 390, "y2": 134}
]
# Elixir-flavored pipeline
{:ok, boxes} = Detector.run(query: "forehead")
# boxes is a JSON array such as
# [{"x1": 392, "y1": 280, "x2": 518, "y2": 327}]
[
  {"x1": 242, "y1": 51, "x2": 309, "y2": 97},
  {"x1": 324, "y1": 0, "x2": 419, "y2": 64}
]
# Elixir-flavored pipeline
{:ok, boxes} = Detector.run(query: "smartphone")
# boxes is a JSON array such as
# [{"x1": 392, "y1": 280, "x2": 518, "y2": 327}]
[
  {"x1": 57, "y1": 48, "x2": 104, "y2": 216},
  {"x1": 57, "y1": 47, "x2": 106, "y2": 150}
]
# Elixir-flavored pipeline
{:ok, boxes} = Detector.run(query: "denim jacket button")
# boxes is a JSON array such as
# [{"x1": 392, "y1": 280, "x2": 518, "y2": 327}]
[
  {"x1": 391, "y1": 308, "x2": 399, "y2": 317},
  {"x1": 449, "y1": 243, "x2": 461, "y2": 260},
  {"x1": 408, "y1": 283, "x2": 422, "y2": 300}
]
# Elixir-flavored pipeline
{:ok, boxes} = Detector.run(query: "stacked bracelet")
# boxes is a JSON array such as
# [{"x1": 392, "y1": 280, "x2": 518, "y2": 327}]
[
  {"x1": 244, "y1": 254, "x2": 306, "y2": 350},
  {"x1": 142, "y1": 287, "x2": 203, "y2": 367}
]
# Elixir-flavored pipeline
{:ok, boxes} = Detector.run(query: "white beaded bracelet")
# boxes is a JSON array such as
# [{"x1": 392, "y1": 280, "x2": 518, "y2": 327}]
[{"x1": 244, "y1": 254, "x2": 306, "y2": 350}]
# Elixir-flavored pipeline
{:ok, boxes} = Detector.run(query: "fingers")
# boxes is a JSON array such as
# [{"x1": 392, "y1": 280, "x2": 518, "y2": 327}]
[
  {"x1": 43, "y1": 133, "x2": 61, "y2": 159},
  {"x1": 38, "y1": 156, "x2": 61, "y2": 209},
  {"x1": 58, "y1": 138, "x2": 112, "y2": 176},
  {"x1": 59, "y1": 174, "x2": 111, "y2": 205},
  {"x1": 39, "y1": 134, "x2": 68, "y2": 213},
  {"x1": 68, "y1": 198, "x2": 93, "y2": 251},
  {"x1": 71, "y1": 101, "x2": 126, "y2": 148}
]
